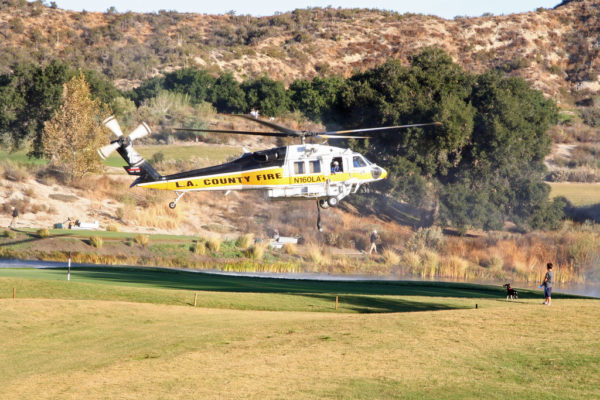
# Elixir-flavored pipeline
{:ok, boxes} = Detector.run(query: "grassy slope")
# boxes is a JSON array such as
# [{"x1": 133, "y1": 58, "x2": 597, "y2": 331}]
[{"x1": 1, "y1": 268, "x2": 599, "y2": 399}]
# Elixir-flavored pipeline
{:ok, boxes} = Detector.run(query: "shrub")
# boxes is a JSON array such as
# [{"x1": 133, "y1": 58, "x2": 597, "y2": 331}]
[
  {"x1": 0, "y1": 160, "x2": 31, "y2": 182},
  {"x1": 89, "y1": 236, "x2": 103, "y2": 248},
  {"x1": 37, "y1": 228, "x2": 50, "y2": 238},
  {"x1": 135, "y1": 234, "x2": 149, "y2": 246},
  {"x1": 191, "y1": 240, "x2": 206, "y2": 255},
  {"x1": 405, "y1": 226, "x2": 445, "y2": 252},
  {"x1": 3, "y1": 230, "x2": 16, "y2": 239}
]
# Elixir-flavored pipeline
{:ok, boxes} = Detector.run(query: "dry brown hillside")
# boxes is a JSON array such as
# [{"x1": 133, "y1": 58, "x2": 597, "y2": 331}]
[{"x1": 0, "y1": 0, "x2": 599, "y2": 105}]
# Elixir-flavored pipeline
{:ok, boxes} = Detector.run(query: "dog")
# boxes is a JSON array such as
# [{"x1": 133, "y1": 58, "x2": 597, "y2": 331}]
[{"x1": 503, "y1": 283, "x2": 518, "y2": 300}]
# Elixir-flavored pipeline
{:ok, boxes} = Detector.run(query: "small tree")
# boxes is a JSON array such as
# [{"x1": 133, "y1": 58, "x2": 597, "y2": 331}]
[{"x1": 42, "y1": 74, "x2": 109, "y2": 181}]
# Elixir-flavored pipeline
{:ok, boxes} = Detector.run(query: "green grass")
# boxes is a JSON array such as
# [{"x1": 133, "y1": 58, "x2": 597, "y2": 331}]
[
  {"x1": 549, "y1": 182, "x2": 600, "y2": 206},
  {"x1": 0, "y1": 267, "x2": 586, "y2": 313},
  {"x1": 0, "y1": 149, "x2": 48, "y2": 166},
  {"x1": 103, "y1": 144, "x2": 241, "y2": 167},
  {"x1": 0, "y1": 268, "x2": 598, "y2": 399},
  {"x1": 14, "y1": 227, "x2": 200, "y2": 241}
]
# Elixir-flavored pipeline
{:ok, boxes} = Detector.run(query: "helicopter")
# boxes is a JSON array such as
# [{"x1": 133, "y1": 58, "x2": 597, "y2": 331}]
[{"x1": 97, "y1": 114, "x2": 440, "y2": 230}]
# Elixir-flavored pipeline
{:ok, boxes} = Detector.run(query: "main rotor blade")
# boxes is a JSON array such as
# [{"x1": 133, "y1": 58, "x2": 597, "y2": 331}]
[
  {"x1": 234, "y1": 114, "x2": 302, "y2": 136},
  {"x1": 174, "y1": 128, "x2": 290, "y2": 137},
  {"x1": 323, "y1": 122, "x2": 442, "y2": 135},
  {"x1": 317, "y1": 134, "x2": 369, "y2": 139}
]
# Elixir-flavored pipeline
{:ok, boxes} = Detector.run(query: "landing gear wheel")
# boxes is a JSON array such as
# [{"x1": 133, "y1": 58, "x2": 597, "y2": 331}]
[
  {"x1": 327, "y1": 197, "x2": 338, "y2": 207},
  {"x1": 318, "y1": 199, "x2": 330, "y2": 209},
  {"x1": 169, "y1": 202, "x2": 176, "y2": 209}
]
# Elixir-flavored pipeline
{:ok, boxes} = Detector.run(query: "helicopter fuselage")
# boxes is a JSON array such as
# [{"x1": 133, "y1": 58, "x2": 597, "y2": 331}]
[{"x1": 137, "y1": 144, "x2": 387, "y2": 206}]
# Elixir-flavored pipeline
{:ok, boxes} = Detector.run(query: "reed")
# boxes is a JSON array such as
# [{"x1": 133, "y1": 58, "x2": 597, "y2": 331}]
[
  {"x1": 236, "y1": 233, "x2": 254, "y2": 250},
  {"x1": 206, "y1": 237, "x2": 222, "y2": 253}
]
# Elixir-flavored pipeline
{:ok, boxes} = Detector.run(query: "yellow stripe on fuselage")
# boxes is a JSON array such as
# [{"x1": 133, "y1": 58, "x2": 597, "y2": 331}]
[{"x1": 138, "y1": 168, "x2": 378, "y2": 191}]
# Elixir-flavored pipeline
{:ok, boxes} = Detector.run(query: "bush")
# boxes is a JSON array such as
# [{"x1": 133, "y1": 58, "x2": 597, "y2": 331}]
[
  {"x1": 191, "y1": 240, "x2": 206, "y2": 255},
  {"x1": 3, "y1": 230, "x2": 16, "y2": 239},
  {"x1": 89, "y1": 236, "x2": 103, "y2": 248},
  {"x1": 106, "y1": 224, "x2": 119, "y2": 232},
  {"x1": 37, "y1": 228, "x2": 50, "y2": 238},
  {"x1": 405, "y1": 226, "x2": 445, "y2": 252},
  {"x1": 135, "y1": 234, "x2": 149, "y2": 246},
  {"x1": 0, "y1": 160, "x2": 31, "y2": 182}
]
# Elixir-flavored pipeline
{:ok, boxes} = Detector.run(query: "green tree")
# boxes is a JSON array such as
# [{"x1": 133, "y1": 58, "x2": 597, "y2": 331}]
[
  {"x1": 42, "y1": 74, "x2": 109, "y2": 181},
  {"x1": 0, "y1": 61, "x2": 119, "y2": 156},
  {"x1": 163, "y1": 68, "x2": 216, "y2": 104},
  {"x1": 241, "y1": 76, "x2": 290, "y2": 116},
  {"x1": 212, "y1": 72, "x2": 247, "y2": 113},
  {"x1": 289, "y1": 76, "x2": 344, "y2": 121}
]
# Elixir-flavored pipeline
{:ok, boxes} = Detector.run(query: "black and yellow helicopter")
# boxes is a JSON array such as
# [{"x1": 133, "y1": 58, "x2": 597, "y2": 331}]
[{"x1": 98, "y1": 114, "x2": 439, "y2": 230}]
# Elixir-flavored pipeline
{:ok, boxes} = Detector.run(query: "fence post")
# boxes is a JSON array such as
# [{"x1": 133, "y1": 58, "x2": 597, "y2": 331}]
[
  {"x1": 194, "y1": 293, "x2": 198, "y2": 307},
  {"x1": 335, "y1": 296, "x2": 338, "y2": 310}
]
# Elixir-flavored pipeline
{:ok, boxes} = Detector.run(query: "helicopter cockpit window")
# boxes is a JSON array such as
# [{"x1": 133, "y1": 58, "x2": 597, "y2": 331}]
[
  {"x1": 294, "y1": 161, "x2": 306, "y2": 175},
  {"x1": 309, "y1": 160, "x2": 321, "y2": 174},
  {"x1": 353, "y1": 156, "x2": 367, "y2": 168}
]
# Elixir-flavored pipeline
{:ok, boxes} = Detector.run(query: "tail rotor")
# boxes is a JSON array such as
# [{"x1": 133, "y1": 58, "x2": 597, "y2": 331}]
[{"x1": 97, "y1": 116, "x2": 151, "y2": 161}]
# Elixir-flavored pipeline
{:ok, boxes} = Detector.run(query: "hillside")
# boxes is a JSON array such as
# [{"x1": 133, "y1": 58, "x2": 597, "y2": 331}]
[{"x1": 1, "y1": 0, "x2": 599, "y2": 105}]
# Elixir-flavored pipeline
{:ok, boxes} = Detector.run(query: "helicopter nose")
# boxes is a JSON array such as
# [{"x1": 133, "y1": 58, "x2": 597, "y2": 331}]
[
  {"x1": 380, "y1": 167, "x2": 387, "y2": 179},
  {"x1": 371, "y1": 166, "x2": 387, "y2": 180}
]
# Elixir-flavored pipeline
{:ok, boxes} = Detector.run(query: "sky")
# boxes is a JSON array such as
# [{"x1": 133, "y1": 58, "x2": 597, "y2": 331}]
[{"x1": 52, "y1": 0, "x2": 561, "y2": 19}]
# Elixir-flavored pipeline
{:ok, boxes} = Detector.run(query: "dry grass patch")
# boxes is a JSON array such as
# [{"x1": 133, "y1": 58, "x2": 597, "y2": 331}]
[{"x1": 282, "y1": 243, "x2": 297, "y2": 255}]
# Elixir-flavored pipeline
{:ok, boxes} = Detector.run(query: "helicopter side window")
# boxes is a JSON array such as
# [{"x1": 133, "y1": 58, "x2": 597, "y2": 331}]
[
  {"x1": 330, "y1": 157, "x2": 343, "y2": 174},
  {"x1": 353, "y1": 156, "x2": 367, "y2": 168},
  {"x1": 294, "y1": 161, "x2": 306, "y2": 175},
  {"x1": 309, "y1": 160, "x2": 321, "y2": 174}
]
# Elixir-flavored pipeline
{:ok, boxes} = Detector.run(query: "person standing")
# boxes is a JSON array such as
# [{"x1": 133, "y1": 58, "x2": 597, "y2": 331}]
[
  {"x1": 369, "y1": 230, "x2": 379, "y2": 255},
  {"x1": 8, "y1": 207, "x2": 18, "y2": 229},
  {"x1": 541, "y1": 263, "x2": 554, "y2": 306}
]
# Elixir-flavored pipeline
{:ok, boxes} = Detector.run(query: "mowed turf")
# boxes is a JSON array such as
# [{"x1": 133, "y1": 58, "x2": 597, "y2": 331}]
[
  {"x1": 548, "y1": 182, "x2": 600, "y2": 206},
  {"x1": 0, "y1": 268, "x2": 598, "y2": 399}
]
